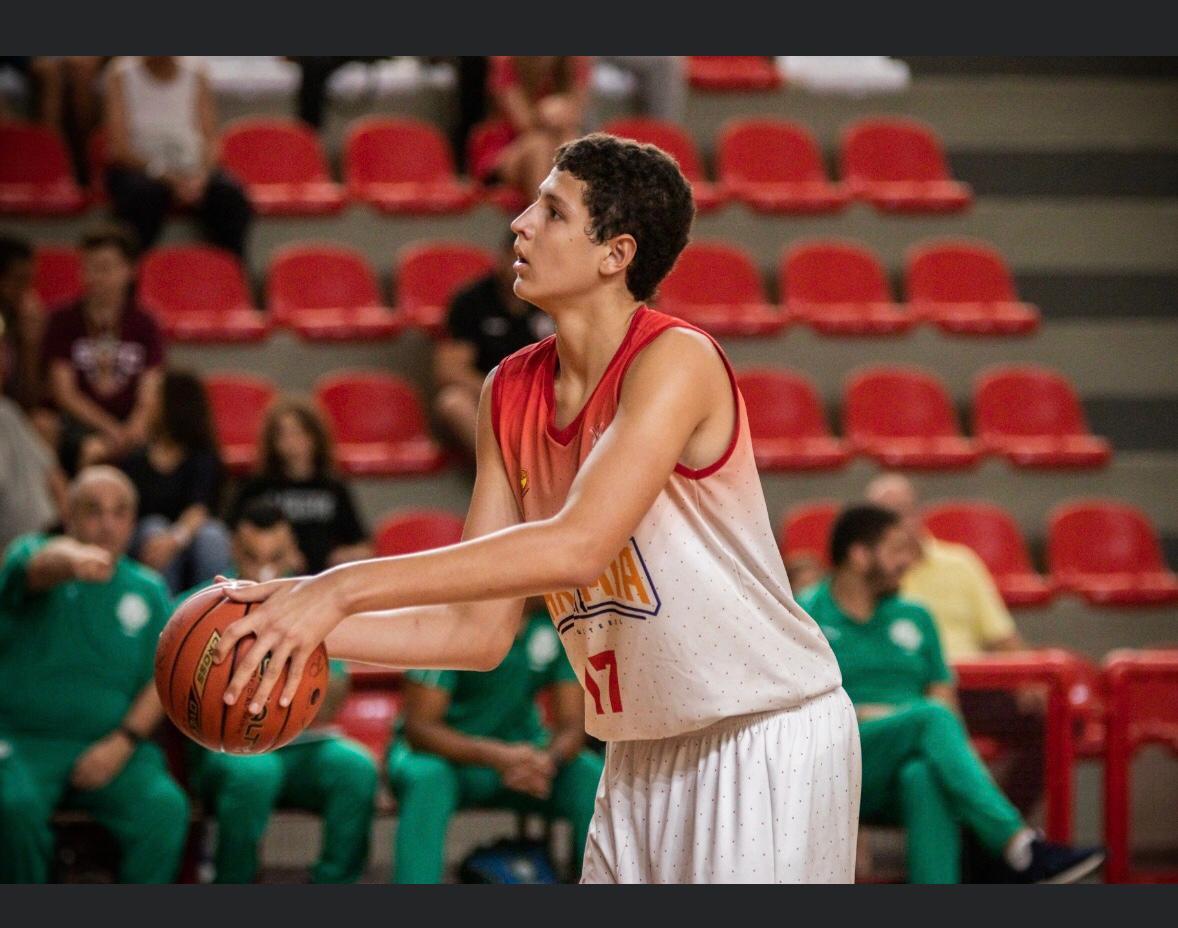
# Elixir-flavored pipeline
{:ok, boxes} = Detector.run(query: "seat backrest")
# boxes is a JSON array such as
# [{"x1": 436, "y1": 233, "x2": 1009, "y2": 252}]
[
  {"x1": 779, "y1": 501, "x2": 840, "y2": 565},
  {"x1": 845, "y1": 367, "x2": 962, "y2": 439},
  {"x1": 374, "y1": 509, "x2": 465, "y2": 557},
  {"x1": 602, "y1": 117, "x2": 706, "y2": 180},
  {"x1": 34, "y1": 245, "x2": 83, "y2": 308},
  {"x1": 974, "y1": 365, "x2": 1089, "y2": 438},
  {"x1": 1049, "y1": 501, "x2": 1169, "y2": 577},
  {"x1": 0, "y1": 123, "x2": 74, "y2": 184},
  {"x1": 736, "y1": 368, "x2": 830, "y2": 439},
  {"x1": 336, "y1": 690, "x2": 402, "y2": 760},
  {"x1": 906, "y1": 240, "x2": 1017, "y2": 303},
  {"x1": 718, "y1": 119, "x2": 827, "y2": 185},
  {"x1": 139, "y1": 245, "x2": 252, "y2": 316},
  {"x1": 395, "y1": 242, "x2": 495, "y2": 314},
  {"x1": 204, "y1": 374, "x2": 276, "y2": 449},
  {"x1": 658, "y1": 241, "x2": 767, "y2": 306},
  {"x1": 268, "y1": 244, "x2": 380, "y2": 314},
  {"x1": 346, "y1": 118, "x2": 456, "y2": 185},
  {"x1": 842, "y1": 118, "x2": 951, "y2": 183},
  {"x1": 783, "y1": 240, "x2": 891, "y2": 304},
  {"x1": 316, "y1": 372, "x2": 430, "y2": 443},
  {"x1": 923, "y1": 501, "x2": 1036, "y2": 577},
  {"x1": 221, "y1": 119, "x2": 332, "y2": 184}
]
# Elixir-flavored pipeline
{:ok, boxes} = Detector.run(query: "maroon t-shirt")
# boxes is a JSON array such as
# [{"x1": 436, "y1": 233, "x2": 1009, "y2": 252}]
[{"x1": 42, "y1": 298, "x2": 165, "y2": 421}]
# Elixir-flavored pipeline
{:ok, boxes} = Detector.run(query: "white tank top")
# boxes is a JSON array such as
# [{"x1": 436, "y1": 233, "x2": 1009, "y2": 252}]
[
  {"x1": 493, "y1": 307, "x2": 844, "y2": 741},
  {"x1": 114, "y1": 57, "x2": 204, "y2": 175}
]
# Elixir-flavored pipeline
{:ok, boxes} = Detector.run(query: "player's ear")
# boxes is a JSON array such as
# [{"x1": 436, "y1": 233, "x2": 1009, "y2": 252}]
[{"x1": 601, "y1": 233, "x2": 637, "y2": 278}]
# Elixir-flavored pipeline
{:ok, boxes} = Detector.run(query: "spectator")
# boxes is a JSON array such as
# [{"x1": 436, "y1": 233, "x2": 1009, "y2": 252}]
[
  {"x1": 227, "y1": 396, "x2": 371, "y2": 574},
  {"x1": 178, "y1": 500, "x2": 377, "y2": 883},
  {"x1": 0, "y1": 234, "x2": 46, "y2": 415},
  {"x1": 42, "y1": 223, "x2": 164, "y2": 473},
  {"x1": 475, "y1": 57, "x2": 591, "y2": 197},
  {"x1": 285, "y1": 56, "x2": 385, "y2": 130},
  {"x1": 0, "y1": 57, "x2": 62, "y2": 125},
  {"x1": 0, "y1": 466, "x2": 189, "y2": 883},
  {"x1": 799, "y1": 504, "x2": 1103, "y2": 884},
  {"x1": 865, "y1": 473, "x2": 1043, "y2": 816},
  {"x1": 118, "y1": 369, "x2": 231, "y2": 594},
  {"x1": 590, "y1": 57, "x2": 686, "y2": 125},
  {"x1": 433, "y1": 234, "x2": 555, "y2": 451},
  {"x1": 389, "y1": 606, "x2": 603, "y2": 883},
  {"x1": 104, "y1": 56, "x2": 253, "y2": 257}
]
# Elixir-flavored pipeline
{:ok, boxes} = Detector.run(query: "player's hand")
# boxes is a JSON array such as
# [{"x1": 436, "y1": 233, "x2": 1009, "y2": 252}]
[
  {"x1": 213, "y1": 573, "x2": 346, "y2": 716},
  {"x1": 71, "y1": 731, "x2": 134, "y2": 790},
  {"x1": 66, "y1": 540, "x2": 115, "y2": 583}
]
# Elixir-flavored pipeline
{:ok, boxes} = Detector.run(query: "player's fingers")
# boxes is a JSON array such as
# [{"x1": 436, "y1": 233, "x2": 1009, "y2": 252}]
[
  {"x1": 278, "y1": 648, "x2": 308, "y2": 709},
  {"x1": 221, "y1": 579, "x2": 269, "y2": 602},
  {"x1": 223, "y1": 628, "x2": 274, "y2": 704},
  {"x1": 213, "y1": 613, "x2": 258, "y2": 664},
  {"x1": 248, "y1": 640, "x2": 292, "y2": 715}
]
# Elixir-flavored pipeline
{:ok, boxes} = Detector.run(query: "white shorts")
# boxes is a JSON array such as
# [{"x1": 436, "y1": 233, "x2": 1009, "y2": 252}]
[{"x1": 580, "y1": 686, "x2": 862, "y2": 884}]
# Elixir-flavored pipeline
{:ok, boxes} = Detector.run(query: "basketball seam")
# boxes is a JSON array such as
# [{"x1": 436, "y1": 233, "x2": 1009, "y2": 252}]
[
  {"x1": 219, "y1": 600, "x2": 252, "y2": 753},
  {"x1": 165, "y1": 590, "x2": 232, "y2": 746}
]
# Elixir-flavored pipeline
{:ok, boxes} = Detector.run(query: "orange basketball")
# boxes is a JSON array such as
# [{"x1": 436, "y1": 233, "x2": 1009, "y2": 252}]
[{"x1": 154, "y1": 584, "x2": 330, "y2": 754}]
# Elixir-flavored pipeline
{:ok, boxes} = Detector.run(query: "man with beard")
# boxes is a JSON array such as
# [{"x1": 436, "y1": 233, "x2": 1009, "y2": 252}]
[{"x1": 799, "y1": 504, "x2": 1103, "y2": 884}]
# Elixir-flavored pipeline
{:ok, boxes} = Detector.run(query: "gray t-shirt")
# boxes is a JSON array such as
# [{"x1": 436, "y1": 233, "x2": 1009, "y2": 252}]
[{"x1": 0, "y1": 398, "x2": 56, "y2": 556}]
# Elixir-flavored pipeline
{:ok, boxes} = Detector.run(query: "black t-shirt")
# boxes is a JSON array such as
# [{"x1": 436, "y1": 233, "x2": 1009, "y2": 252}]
[
  {"x1": 445, "y1": 275, "x2": 554, "y2": 374},
  {"x1": 228, "y1": 474, "x2": 367, "y2": 574},
  {"x1": 118, "y1": 447, "x2": 223, "y2": 523}
]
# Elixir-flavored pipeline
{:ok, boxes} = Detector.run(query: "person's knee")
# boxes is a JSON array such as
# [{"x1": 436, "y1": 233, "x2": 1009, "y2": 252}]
[
  {"x1": 141, "y1": 775, "x2": 190, "y2": 836},
  {"x1": 915, "y1": 701, "x2": 963, "y2": 736},
  {"x1": 216, "y1": 760, "x2": 282, "y2": 815},
  {"x1": 898, "y1": 759, "x2": 936, "y2": 795},
  {"x1": 392, "y1": 755, "x2": 458, "y2": 803},
  {"x1": 329, "y1": 744, "x2": 379, "y2": 802}
]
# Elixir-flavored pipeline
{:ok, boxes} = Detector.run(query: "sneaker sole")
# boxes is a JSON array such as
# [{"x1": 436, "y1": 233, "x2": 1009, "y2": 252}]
[{"x1": 1037, "y1": 852, "x2": 1106, "y2": 884}]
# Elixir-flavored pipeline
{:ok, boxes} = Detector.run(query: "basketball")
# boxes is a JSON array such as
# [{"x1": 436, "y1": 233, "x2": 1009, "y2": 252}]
[{"x1": 154, "y1": 583, "x2": 331, "y2": 753}]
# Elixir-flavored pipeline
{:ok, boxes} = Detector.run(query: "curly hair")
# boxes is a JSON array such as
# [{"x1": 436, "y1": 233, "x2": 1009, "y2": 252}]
[{"x1": 554, "y1": 133, "x2": 695, "y2": 303}]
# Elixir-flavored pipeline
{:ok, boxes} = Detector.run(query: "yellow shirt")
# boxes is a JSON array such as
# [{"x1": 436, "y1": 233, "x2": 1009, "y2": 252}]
[{"x1": 901, "y1": 536, "x2": 1017, "y2": 660}]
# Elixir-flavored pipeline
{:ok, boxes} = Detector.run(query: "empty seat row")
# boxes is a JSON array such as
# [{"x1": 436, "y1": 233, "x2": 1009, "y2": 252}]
[
  {"x1": 780, "y1": 499, "x2": 1178, "y2": 608},
  {"x1": 2, "y1": 115, "x2": 970, "y2": 217},
  {"x1": 32, "y1": 236, "x2": 1037, "y2": 342}
]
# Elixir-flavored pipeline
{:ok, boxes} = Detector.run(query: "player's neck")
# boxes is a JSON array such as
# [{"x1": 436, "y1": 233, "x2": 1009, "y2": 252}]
[{"x1": 550, "y1": 291, "x2": 642, "y2": 388}]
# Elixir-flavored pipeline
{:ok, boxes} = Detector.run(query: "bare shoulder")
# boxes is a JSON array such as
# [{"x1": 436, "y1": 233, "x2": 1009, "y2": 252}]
[{"x1": 624, "y1": 326, "x2": 729, "y2": 391}]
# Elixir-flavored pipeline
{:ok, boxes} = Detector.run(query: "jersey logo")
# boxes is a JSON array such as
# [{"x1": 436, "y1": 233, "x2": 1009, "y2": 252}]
[
  {"x1": 117, "y1": 593, "x2": 150, "y2": 637},
  {"x1": 545, "y1": 537, "x2": 661, "y2": 633},
  {"x1": 889, "y1": 618, "x2": 923, "y2": 653},
  {"x1": 519, "y1": 468, "x2": 530, "y2": 498}
]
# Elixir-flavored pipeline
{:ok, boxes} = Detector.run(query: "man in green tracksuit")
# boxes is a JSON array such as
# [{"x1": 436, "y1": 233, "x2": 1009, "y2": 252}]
[
  {"x1": 389, "y1": 607, "x2": 603, "y2": 883},
  {"x1": 798, "y1": 504, "x2": 1104, "y2": 884},
  {"x1": 0, "y1": 466, "x2": 189, "y2": 883},
  {"x1": 178, "y1": 500, "x2": 378, "y2": 883}
]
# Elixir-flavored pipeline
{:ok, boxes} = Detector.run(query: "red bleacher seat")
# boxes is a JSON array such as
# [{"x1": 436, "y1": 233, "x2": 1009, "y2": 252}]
[
  {"x1": 844, "y1": 366, "x2": 982, "y2": 470},
  {"x1": 374, "y1": 509, "x2": 466, "y2": 557},
  {"x1": 1048, "y1": 501, "x2": 1178, "y2": 606},
  {"x1": 267, "y1": 243, "x2": 401, "y2": 341},
  {"x1": 781, "y1": 240, "x2": 915, "y2": 335},
  {"x1": 717, "y1": 119, "x2": 849, "y2": 214},
  {"x1": 466, "y1": 119, "x2": 530, "y2": 213},
  {"x1": 842, "y1": 119, "x2": 973, "y2": 213},
  {"x1": 0, "y1": 123, "x2": 86, "y2": 215},
  {"x1": 974, "y1": 365, "x2": 1112, "y2": 469},
  {"x1": 922, "y1": 501, "x2": 1056, "y2": 607},
  {"x1": 656, "y1": 241, "x2": 785, "y2": 336},
  {"x1": 33, "y1": 245, "x2": 83, "y2": 308},
  {"x1": 337, "y1": 689, "x2": 403, "y2": 763},
  {"x1": 138, "y1": 245, "x2": 269, "y2": 343},
  {"x1": 906, "y1": 239, "x2": 1039, "y2": 335},
  {"x1": 345, "y1": 118, "x2": 476, "y2": 214},
  {"x1": 204, "y1": 373, "x2": 276, "y2": 475},
  {"x1": 736, "y1": 369, "x2": 850, "y2": 471},
  {"x1": 687, "y1": 57, "x2": 782, "y2": 91},
  {"x1": 394, "y1": 241, "x2": 495, "y2": 335},
  {"x1": 1103, "y1": 650, "x2": 1178, "y2": 883},
  {"x1": 315, "y1": 371, "x2": 446, "y2": 476},
  {"x1": 221, "y1": 119, "x2": 346, "y2": 216},
  {"x1": 777, "y1": 501, "x2": 839, "y2": 568},
  {"x1": 603, "y1": 117, "x2": 727, "y2": 211}
]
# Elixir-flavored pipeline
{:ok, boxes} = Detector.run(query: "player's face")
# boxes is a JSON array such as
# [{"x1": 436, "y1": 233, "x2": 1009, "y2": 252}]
[
  {"x1": 82, "y1": 245, "x2": 133, "y2": 305},
  {"x1": 233, "y1": 523, "x2": 303, "y2": 583},
  {"x1": 509, "y1": 169, "x2": 609, "y2": 310},
  {"x1": 864, "y1": 525, "x2": 917, "y2": 599},
  {"x1": 69, "y1": 480, "x2": 136, "y2": 557}
]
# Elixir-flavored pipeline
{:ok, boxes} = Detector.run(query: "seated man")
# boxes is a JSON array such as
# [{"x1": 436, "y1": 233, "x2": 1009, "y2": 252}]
[
  {"x1": 798, "y1": 504, "x2": 1103, "y2": 884},
  {"x1": 0, "y1": 466, "x2": 188, "y2": 883},
  {"x1": 865, "y1": 473, "x2": 1043, "y2": 816},
  {"x1": 178, "y1": 500, "x2": 377, "y2": 883},
  {"x1": 432, "y1": 234, "x2": 554, "y2": 453},
  {"x1": 389, "y1": 606, "x2": 603, "y2": 883}
]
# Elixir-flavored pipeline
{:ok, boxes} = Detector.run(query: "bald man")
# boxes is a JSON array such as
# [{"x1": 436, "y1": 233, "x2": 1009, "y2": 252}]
[
  {"x1": 864, "y1": 474, "x2": 1043, "y2": 817},
  {"x1": 0, "y1": 466, "x2": 188, "y2": 883}
]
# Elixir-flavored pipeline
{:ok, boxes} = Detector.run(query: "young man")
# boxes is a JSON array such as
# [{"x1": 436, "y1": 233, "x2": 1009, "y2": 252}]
[
  {"x1": 214, "y1": 134, "x2": 859, "y2": 883},
  {"x1": 799, "y1": 504, "x2": 1103, "y2": 883}
]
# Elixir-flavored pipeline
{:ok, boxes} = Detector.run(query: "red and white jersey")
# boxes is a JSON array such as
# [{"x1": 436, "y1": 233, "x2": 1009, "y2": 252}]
[{"x1": 492, "y1": 306, "x2": 842, "y2": 741}]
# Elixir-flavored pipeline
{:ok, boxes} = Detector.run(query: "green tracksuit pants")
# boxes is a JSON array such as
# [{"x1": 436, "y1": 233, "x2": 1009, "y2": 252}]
[
  {"x1": 859, "y1": 700, "x2": 1026, "y2": 883},
  {"x1": 0, "y1": 734, "x2": 189, "y2": 883}
]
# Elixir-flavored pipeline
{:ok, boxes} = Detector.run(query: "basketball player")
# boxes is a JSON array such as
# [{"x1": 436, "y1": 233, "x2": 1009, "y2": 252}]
[{"x1": 214, "y1": 134, "x2": 860, "y2": 883}]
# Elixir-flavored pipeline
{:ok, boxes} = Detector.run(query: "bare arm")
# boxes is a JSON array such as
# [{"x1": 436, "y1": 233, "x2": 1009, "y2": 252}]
[
  {"x1": 928, "y1": 682, "x2": 960, "y2": 714},
  {"x1": 26, "y1": 537, "x2": 113, "y2": 592},
  {"x1": 545, "y1": 680, "x2": 587, "y2": 765},
  {"x1": 433, "y1": 340, "x2": 486, "y2": 395},
  {"x1": 194, "y1": 68, "x2": 219, "y2": 172},
  {"x1": 401, "y1": 679, "x2": 522, "y2": 769}
]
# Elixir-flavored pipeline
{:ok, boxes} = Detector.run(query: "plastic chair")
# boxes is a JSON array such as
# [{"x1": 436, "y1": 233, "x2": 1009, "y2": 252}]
[
  {"x1": 0, "y1": 123, "x2": 86, "y2": 214},
  {"x1": 736, "y1": 369, "x2": 850, "y2": 470},
  {"x1": 138, "y1": 245, "x2": 269, "y2": 342},
  {"x1": 656, "y1": 241, "x2": 786, "y2": 336},
  {"x1": 906, "y1": 239, "x2": 1039, "y2": 335},
  {"x1": 345, "y1": 117, "x2": 476, "y2": 214},
  {"x1": 203, "y1": 373, "x2": 276, "y2": 474},
  {"x1": 718, "y1": 118, "x2": 848, "y2": 214},
  {"x1": 842, "y1": 118, "x2": 973, "y2": 213},
  {"x1": 221, "y1": 118, "x2": 345, "y2": 216},
  {"x1": 394, "y1": 241, "x2": 495, "y2": 335},
  {"x1": 782, "y1": 240, "x2": 915, "y2": 335}
]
